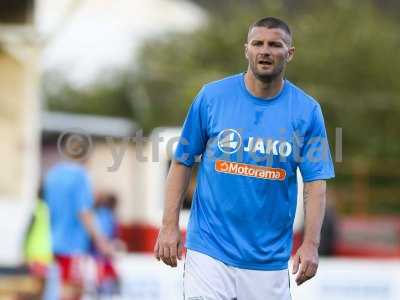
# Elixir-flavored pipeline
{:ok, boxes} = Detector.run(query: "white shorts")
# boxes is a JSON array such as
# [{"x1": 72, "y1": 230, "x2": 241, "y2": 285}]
[{"x1": 183, "y1": 249, "x2": 291, "y2": 300}]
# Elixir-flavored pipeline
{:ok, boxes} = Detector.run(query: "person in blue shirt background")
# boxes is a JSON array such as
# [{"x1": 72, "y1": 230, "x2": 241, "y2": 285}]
[
  {"x1": 91, "y1": 192, "x2": 120, "y2": 295},
  {"x1": 44, "y1": 136, "x2": 113, "y2": 300},
  {"x1": 93, "y1": 193, "x2": 117, "y2": 242},
  {"x1": 154, "y1": 16, "x2": 335, "y2": 300}
]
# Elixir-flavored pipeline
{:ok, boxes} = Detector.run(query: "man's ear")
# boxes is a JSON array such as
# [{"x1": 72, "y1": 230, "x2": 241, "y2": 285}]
[
  {"x1": 286, "y1": 47, "x2": 295, "y2": 63},
  {"x1": 244, "y1": 43, "x2": 249, "y2": 59}
]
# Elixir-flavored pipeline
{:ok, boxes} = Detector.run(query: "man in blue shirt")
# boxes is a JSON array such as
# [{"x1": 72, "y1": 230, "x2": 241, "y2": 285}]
[
  {"x1": 44, "y1": 141, "x2": 113, "y2": 300},
  {"x1": 155, "y1": 17, "x2": 335, "y2": 300}
]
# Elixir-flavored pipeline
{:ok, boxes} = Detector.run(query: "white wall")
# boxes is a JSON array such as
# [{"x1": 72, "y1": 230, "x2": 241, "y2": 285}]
[{"x1": 0, "y1": 29, "x2": 40, "y2": 266}]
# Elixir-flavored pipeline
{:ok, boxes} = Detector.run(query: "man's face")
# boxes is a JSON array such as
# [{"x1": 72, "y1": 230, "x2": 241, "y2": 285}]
[{"x1": 245, "y1": 27, "x2": 295, "y2": 82}]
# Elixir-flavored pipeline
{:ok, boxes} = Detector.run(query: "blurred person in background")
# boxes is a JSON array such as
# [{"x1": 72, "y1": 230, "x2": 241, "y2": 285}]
[
  {"x1": 44, "y1": 134, "x2": 113, "y2": 300},
  {"x1": 90, "y1": 192, "x2": 120, "y2": 296},
  {"x1": 155, "y1": 17, "x2": 334, "y2": 300},
  {"x1": 24, "y1": 186, "x2": 52, "y2": 299}
]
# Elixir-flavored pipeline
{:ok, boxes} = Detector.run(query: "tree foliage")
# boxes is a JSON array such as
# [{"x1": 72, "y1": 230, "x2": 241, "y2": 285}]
[
  {"x1": 44, "y1": 0, "x2": 400, "y2": 213},
  {"x1": 130, "y1": 0, "x2": 400, "y2": 163},
  {"x1": 46, "y1": 0, "x2": 400, "y2": 162},
  {"x1": 44, "y1": 71, "x2": 133, "y2": 118}
]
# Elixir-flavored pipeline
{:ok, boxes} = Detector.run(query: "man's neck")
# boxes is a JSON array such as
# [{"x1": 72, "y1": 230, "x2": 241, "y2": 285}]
[{"x1": 244, "y1": 71, "x2": 284, "y2": 99}]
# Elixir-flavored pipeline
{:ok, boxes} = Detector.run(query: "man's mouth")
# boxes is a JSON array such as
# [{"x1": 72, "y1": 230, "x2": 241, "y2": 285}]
[{"x1": 258, "y1": 60, "x2": 273, "y2": 66}]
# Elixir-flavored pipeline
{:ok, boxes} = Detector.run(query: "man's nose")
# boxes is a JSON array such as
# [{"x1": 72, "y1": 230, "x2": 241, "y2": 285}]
[{"x1": 259, "y1": 45, "x2": 272, "y2": 56}]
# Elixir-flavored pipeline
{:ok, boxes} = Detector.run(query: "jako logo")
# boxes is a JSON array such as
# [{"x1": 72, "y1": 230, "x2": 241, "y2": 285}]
[
  {"x1": 217, "y1": 129, "x2": 242, "y2": 154},
  {"x1": 217, "y1": 129, "x2": 292, "y2": 157}
]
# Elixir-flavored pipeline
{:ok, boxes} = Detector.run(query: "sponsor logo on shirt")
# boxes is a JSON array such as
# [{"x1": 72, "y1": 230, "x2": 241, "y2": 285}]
[
  {"x1": 217, "y1": 129, "x2": 242, "y2": 154},
  {"x1": 217, "y1": 129, "x2": 292, "y2": 157},
  {"x1": 215, "y1": 159, "x2": 286, "y2": 180}
]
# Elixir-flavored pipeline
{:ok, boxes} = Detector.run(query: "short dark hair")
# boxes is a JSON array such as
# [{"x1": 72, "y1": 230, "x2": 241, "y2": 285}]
[{"x1": 248, "y1": 17, "x2": 292, "y2": 44}]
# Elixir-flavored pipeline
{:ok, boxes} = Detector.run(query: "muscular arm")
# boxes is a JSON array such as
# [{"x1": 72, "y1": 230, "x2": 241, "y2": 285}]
[
  {"x1": 162, "y1": 160, "x2": 192, "y2": 227},
  {"x1": 292, "y1": 180, "x2": 327, "y2": 285},
  {"x1": 154, "y1": 160, "x2": 192, "y2": 267},
  {"x1": 303, "y1": 180, "x2": 326, "y2": 246}
]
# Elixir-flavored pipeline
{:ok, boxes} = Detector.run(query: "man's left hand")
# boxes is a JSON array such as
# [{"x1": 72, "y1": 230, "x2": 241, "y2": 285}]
[{"x1": 292, "y1": 242, "x2": 319, "y2": 285}]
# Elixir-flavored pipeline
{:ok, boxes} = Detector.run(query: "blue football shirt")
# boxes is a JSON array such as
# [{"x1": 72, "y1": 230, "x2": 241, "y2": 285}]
[
  {"x1": 94, "y1": 207, "x2": 116, "y2": 240},
  {"x1": 44, "y1": 162, "x2": 94, "y2": 255},
  {"x1": 174, "y1": 73, "x2": 335, "y2": 270}
]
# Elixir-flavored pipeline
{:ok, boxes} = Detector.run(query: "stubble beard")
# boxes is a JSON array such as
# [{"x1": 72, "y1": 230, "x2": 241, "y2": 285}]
[{"x1": 251, "y1": 62, "x2": 285, "y2": 83}]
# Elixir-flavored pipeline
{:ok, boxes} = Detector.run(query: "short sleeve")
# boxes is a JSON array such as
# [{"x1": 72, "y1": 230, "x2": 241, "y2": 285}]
[
  {"x1": 298, "y1": 105, "x2": 335, "y2": 182},
  {"x1": 174, "y1": 87, "x2": 209, "y2": 167},
  {"x1": 74, "y1": 170, "x2": 94, "y2": 213}
]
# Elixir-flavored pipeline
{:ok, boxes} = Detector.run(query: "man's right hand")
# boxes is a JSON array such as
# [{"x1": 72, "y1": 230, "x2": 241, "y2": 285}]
[{"x1": 154, "y1": 225, "x2": 183, "y2": 267}]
